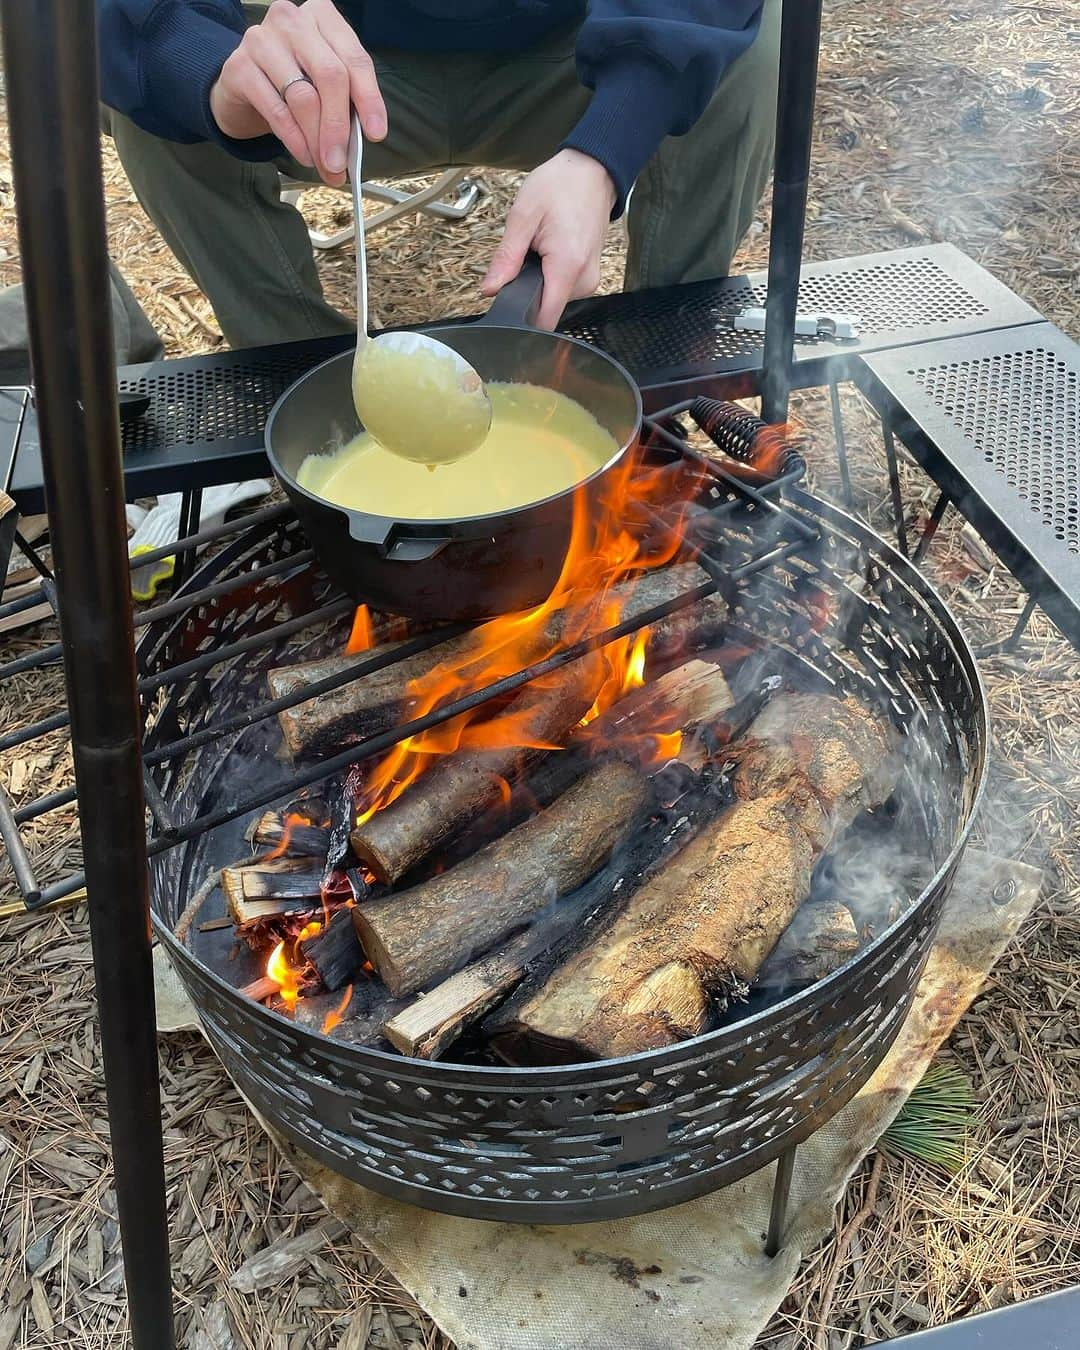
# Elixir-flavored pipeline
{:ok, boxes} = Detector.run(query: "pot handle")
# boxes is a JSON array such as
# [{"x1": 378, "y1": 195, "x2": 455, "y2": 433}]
[
  {"x1": 479, "y1": 251, "x2": 545, "y2": 328},
  {"x1": 386, "y1": 536, "x2": 448, "y2": 562}
]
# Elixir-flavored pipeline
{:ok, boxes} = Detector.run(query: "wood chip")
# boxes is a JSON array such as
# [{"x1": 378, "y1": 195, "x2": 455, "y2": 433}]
[{"x1": 229, "y1": 1220, "x2": 348, "y2": 1294}]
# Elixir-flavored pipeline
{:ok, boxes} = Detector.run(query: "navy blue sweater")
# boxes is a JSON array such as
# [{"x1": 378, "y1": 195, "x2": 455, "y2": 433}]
[{"x1": 97, "y1": 1, "x2": 764, "y2": 213}]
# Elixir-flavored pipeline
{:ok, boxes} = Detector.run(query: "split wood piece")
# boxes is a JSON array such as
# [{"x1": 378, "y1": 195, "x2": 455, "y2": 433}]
[
  {"x1": 222, "y1": 857, "x2": 325, "y2": 926},
  {"x1": 489, "y1": 695, "x2": 895, "y2": 1064},
  {"x1": 269, "y1": 563, "x2": 726, "y2": 762},
  {"x1": 299, "y1": 908, "x2": 365, "y2": 991},
  {"x1": 382, "y1": 886, "x2": 603, "y2": 1060},
  {"x1": 353, "y1": 758, "x2": 648, "y2": 997},
  {"x1": 239, "y1": 975, "x2": 279, "y2": 1003},
  {"x1": 755, "y1": 899, "x2": 860, "y2": 993},
  {"x1": 247, "y1": 810, "x2": 331, "y2": 859},
  {"x1": 351, "y1": 655, "x2": 733, "y2": 885}
]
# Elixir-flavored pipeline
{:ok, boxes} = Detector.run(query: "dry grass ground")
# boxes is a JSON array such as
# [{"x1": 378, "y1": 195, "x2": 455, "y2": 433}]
[{"x1": 1, "y1": 0, "x2": 1077, "y2": 1345}]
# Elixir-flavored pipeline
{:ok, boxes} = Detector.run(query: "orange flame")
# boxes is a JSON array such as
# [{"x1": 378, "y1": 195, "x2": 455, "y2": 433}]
[
  {"x1": 263, "y1": 810, "x2": 308, "y2": 863},
  {"x1": 321, "y1": 984, "x2": 353, "y2": 1035},
  {"x1": 351, "y1": 454, "x2": 702, "y2": 826},
  {"x1": 265, "y1": 919, "x2": 321, "y2": 1011},
  {"x1": 346, "y1": 604, "x2": 374, "y2": 654}
]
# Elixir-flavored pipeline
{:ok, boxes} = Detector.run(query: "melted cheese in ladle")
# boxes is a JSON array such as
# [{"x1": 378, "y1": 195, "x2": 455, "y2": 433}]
[{"x1": 298, "y1": 382, "x2": 619, "y2": 520}]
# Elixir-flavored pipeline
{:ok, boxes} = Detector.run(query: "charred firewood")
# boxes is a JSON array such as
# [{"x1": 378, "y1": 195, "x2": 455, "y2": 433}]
[
  {"x1": 246, "y1": 809, "x2": 331, "y2": 859},
  {"x1": 489, "y1": 695, "x2": 895, "y2": 1065},
  {"x1": 351, "y1": 657, "x2": 733, "y2": 885},
  {"x1": 754, "y1": 898, "x2": 860, "y2": 994},
  {"x1": 353, "y1": 759, "x2": 649, "y2": 998},
  {"x1": 269, "y1": 564, "x2": 727, "y2": 762},
  {"x1": 299, "y1": 907, "x2": 365, "y2": 991},
  {"x1": 293, "y1": 977, "x2": 406, "y2": 1045},
  {"x1": 222, "y1": 858, "x2": 324, "y2": 926}
]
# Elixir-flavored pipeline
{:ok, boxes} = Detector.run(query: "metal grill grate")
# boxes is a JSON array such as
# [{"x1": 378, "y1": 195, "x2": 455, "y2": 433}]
[{"x1": 910, "y1": 347, "x2": 1080, "y2": 553}]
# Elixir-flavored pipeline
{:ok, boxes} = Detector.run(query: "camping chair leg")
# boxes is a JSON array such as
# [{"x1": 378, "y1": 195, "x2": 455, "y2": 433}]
[
  {"x1": 978, "y1": 593, "x2": 1038, "y2": 657},
  {"x1": 881, "y1": 420, "x2": 909, "y2": 558},
  {"x1": 173, "y1": 488, "x2": 203, "y2": 590},
  {"x1": 766, "y1": 1145, "x2": 797, "y2": 1257},
  {"x1": 828, "y1": 378, "x2": 854, "y2": 510},
  {"x1": 912, "y1": 491, "x2": 950, "y2": 566}
]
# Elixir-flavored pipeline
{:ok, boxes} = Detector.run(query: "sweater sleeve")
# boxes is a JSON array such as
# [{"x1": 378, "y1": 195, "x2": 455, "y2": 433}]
[
  {"x1": 97, "y1": 0, "x2": 282, "y2": 160},
  {"x1": 560, "y1": 1, "x2": 765, "y2": 217}
]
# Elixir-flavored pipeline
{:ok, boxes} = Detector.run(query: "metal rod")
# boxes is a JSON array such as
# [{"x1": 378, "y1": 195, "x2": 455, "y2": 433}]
[
  {"x1": 882, "y1": 423, "x2": 910, "y2": 557},
  {"x1": 0, "y1": 3, "x2": 175, "y2": 1345},
  {"x1": 828, "y1": 380, "x2": 854, "y2": 510},
  {"x1": 760, "y1": 0, "x2": 824, "y2": 424},
  {"x1": 912, "y1": 491, "x2": 950, "y2": 566},
  {"x1": 0, "y1": 781, "x2": 41, "y2": 904},
  {"x1": 172, "y1": 487, "x2": 204, "y2": 589},
  {"x1": 977, "y1": 593, "x2": 1038, "y2": 658},
  {"x1": 766, "y1": 1145, "x2": 797, "y2": 1257},
  {"x1": 0, "y1": 595, "x2": 355, "y2": 754}
]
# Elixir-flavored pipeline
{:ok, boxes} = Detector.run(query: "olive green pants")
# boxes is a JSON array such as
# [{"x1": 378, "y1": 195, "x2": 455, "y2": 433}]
[{"x1": 106, "y1": 0, "x2": 780, "y2": 349}]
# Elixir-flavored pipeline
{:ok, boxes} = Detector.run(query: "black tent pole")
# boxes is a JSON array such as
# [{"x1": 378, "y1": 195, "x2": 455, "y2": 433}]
[
  {"x1": 0, "y1": 3, "x2": 176, "y2": 1345},
  {"x1": 760, "y1": 0, "x2": 824, "y2": 425}
]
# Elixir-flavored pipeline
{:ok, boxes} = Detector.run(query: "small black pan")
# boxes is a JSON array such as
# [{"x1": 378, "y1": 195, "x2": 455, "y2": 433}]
[{"x1": 264, "y1": 255, "x2": 642, "y2": 621}]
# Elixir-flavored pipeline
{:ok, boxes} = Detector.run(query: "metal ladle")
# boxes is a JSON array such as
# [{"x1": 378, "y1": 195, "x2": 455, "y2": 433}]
[{"x1": 348, "y1": 113, "x2": 492, "y2": 466}]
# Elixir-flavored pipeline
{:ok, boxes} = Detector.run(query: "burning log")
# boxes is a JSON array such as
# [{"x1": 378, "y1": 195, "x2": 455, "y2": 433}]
[
  {"x1": 353, "y1": 759, "x2": 649, "y2": 997},
  {"x1": 489, "y1": 695, "x2": 895, "y2": 1064},
  {"x1": 222, "y1": 858, "x2": 324, "y2": 926},
  {"x1": 299, "y1": 908, "x2": 365, "y2": 991},
  {"x1": 349, "y1": 657, "x2": 603, "y2": 883},
  {"x1": 267, "y1": 633, "x2": 476, "y2": 761},
  {"x1": 247, "y1": 810, "x2": 330, "y2": 859},
  {"x1": 754, "y1": 899, "x2": 860, "y2": 993},
  {"x1": 269, "y1": 563, "x2": 727, "y2": 762},
  {"x1": 293, "y1": 979, "x2": 405, "y2": 1044},
  {"x1": 351, "y1": 657, "x2": 734, "y2": 884}
]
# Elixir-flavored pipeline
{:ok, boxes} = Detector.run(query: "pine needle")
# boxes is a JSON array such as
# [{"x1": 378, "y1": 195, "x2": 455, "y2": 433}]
[{"x1": 880, "y1": 1061, "x2": 975, "y2": 1173}]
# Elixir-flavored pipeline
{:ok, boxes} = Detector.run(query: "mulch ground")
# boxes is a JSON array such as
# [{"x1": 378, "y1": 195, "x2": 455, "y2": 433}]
[{"x1": 1, "y1": 0, "x2": 1077, "y2": 1345}]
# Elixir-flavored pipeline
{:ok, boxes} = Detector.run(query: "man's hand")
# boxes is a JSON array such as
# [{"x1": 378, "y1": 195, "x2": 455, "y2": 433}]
[
  {"x1": 209, "y1": 0, "x2": 386, "y2": 186},
  {"x1": 480, "y1": 149, "x2": 616, "y2": 330}
]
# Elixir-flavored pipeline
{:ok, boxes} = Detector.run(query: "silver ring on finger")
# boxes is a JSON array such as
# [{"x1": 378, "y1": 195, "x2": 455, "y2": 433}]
[{"x1": 279, "y1": 73, "x2": 313, "y2": 100}]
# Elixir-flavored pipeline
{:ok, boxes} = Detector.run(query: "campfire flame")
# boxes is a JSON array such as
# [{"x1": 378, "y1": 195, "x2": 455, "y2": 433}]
[
  {"x1": 350, "y1": 454, "x2": 704, "y2": 827},
  {"x1": 321, "y1": 983, "x2": 353, "y2": 1035},
  {"x1": 265, "y1": 918, "x2": 321, "y2": 1010},
  {"x1": 346, "y1": 604, "x2": 375, "y2": 654}
]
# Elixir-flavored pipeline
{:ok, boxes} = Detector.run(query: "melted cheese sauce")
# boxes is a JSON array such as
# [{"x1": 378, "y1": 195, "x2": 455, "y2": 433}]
[{"x1": 299, "y1": 382, "x2": 618, "y2": 519}]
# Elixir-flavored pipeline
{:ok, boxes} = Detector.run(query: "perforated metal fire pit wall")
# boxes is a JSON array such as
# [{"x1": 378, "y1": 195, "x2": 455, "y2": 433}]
[{"x1": 148, "y1": 490, "x2": 987, "y2": 1224}]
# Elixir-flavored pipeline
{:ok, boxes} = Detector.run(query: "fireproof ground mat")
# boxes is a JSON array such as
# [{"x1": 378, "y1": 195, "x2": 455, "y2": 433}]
[{"x1": 155, "y1": 847, "x2": 1041, "y2": 1350}]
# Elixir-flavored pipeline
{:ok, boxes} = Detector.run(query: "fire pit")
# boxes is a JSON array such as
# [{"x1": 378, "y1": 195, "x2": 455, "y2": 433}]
[{"x1": 144, "y1": 417, "x2": 987, "y2": 1224}]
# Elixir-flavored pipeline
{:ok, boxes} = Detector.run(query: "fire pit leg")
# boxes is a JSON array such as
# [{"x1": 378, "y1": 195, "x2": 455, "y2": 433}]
[
  {"x1": 0, "y1": 3, "x2": 176, "y2": 1346},
  {"x1": 766, "y1": 1145, "x2": 797, "y2": 1257}
]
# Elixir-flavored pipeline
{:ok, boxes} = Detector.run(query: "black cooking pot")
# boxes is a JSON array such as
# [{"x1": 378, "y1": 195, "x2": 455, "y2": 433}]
[{"x1": 264, "y1": 256, "x2": 642, "y2": 621}]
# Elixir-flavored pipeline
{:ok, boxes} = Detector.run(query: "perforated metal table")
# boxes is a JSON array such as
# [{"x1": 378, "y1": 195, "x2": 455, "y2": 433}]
[
  {"x1": 854, "y1": 322, "x2": 1080, "y2": 649},
  {"x1": 0, "y1": 243, "x2": 1041, "y2": 514}
]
